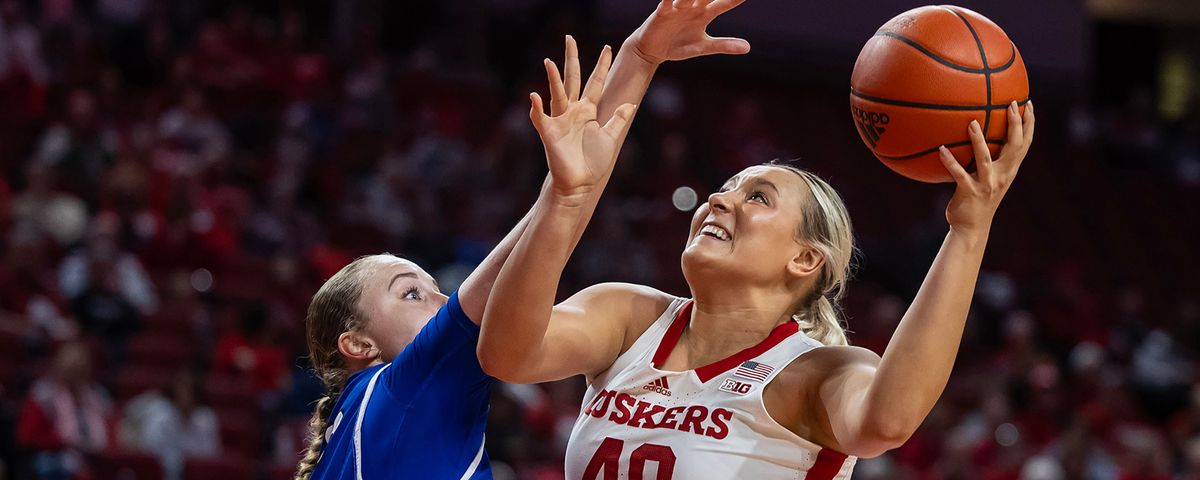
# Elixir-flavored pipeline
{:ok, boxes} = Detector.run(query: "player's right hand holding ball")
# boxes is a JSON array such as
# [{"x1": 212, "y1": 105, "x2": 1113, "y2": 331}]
[{"x1": 936, "y1": 101, "x2": 1036, "y2": 237}]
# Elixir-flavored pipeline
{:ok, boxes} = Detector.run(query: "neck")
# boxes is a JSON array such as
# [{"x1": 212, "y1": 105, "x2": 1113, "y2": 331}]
[
  {"x1": 345, "y1": 357, "x2": 384, "y2": 374},
  {"x1": 682, "y1": 278, "x2": 801, "y2": 363}
]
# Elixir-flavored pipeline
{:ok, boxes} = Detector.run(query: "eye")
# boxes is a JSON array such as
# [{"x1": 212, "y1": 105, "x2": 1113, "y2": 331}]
[
  {"x1": 749, "y1": 191, "x2": 768, "y2": 204},
  {"x1": 402, "y1": 286, "x2": 422, "y2": 301}
]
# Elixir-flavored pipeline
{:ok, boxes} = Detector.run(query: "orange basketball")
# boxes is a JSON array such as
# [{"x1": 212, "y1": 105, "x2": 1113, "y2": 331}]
[{"x1": 850, "y1": 5, "x2": 1028, "y2": 183}]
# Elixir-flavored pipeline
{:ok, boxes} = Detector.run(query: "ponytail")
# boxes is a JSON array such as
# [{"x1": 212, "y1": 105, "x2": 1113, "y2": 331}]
[
  {"x1": 795, "y1": 295, "x2": 849, "y2": 346},
  {"x1": 295, "y1": 393, "x2": 337, "y2": 480}
]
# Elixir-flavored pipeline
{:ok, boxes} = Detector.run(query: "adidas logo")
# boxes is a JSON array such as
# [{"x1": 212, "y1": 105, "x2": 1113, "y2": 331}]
[
  {"x1": 642, "y1": 377, "x2": 672, "y2": 396},
  {"x1": 851, "y1": 106, "x2": 890, "y2": 148}
]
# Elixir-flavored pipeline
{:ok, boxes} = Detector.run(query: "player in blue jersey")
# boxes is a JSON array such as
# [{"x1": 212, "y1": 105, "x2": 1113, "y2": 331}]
[
  {"x1": 292, "y1": 45, "x2": 634, "y2": 479},
  {"x1": 292, "y1": 1, "x2": 754, "y2": 478}
]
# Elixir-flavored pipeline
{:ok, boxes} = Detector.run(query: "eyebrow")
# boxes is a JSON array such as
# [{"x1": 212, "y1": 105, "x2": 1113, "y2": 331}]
[
  {"x1": 749, "y1": 178, "x2": 780, "y2": 195},
  {"x1": 387, "y1": 272, "x2": 419, "y2": 291}
]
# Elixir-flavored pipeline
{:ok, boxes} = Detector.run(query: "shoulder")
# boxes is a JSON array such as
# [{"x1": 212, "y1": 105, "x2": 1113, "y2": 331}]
[
  {"x1": 768, "y1": 345, "x2": 881, "y2": 450},
  {"x1": 560, "y1": 282, "x2": 676, "y2": 340},
  {"x1": 559, "y1": 282, "x2": 675, "y2": 324},
  {"x1": 791, "y1": 345, "x2": 881, "y2": 374},
  {"x1": 563, "y1": 282, "x2": 675, "y2": 306},
  {"x1": 773, "y1": 345, "x2": 880, "y2": 398},
  {"x1": 781, "y1": 345, "x2": 881, "y2": 397}
]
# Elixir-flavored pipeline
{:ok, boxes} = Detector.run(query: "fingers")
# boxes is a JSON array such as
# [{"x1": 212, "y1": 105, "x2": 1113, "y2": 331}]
[
  {"x1": 528, "y1": 92, "x2": 546, "y2": 132},
  {"x1": 1008, "y1": 100, "x2": 1035, "y2": 171},
  {"x1": 581, "y1": 45, "x2": 613, "y2": 106},
  {"x1": 938, "y1": 146, "x2": 972, "y2": 186},
  {"x1": 703, "y1": 36, "x2": 751, "y2": 56},
  {"x1": 564, "y1": 35, "x2": 581, "y2": 101},
  {"x1": 544, "y1": 59, "x2": 566, "y2": 116},
  {"x1": 544, "y1": 59, "x2": 568, "y2": 116},
  {"x1": 967, "y1": 119, "x2": 993, "y2": 185},
  {"x1": 997, "y1": 101, "x2": 1025, "y2": 174},
  {"x1": 602, "y1": 103, "x2": 638, "y2": 138},
  {"x1": 1022, "y1": 101, "x2": 1035, "y2": 147},
  {"x1": 706, "y1": 0, "x2": 747, "y2": 16},
  {"x1": 1004, "y1": 101, "x2": 1024, "y2": 151}
]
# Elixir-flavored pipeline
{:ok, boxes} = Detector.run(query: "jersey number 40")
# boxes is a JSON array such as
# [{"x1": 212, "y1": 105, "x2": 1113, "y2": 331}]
[{"x1": 583, "y1": 437, "x2": 676, "y2": 480}]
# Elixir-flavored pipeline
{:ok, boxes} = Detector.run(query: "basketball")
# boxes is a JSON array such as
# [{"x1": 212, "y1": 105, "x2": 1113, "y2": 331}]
[{"x1": 850, "y1": 5, "x2": 1028, "y2": 183}]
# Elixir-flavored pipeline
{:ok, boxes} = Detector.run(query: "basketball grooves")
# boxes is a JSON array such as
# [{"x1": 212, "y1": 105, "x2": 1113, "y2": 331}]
[
  {"x1": 854, "y1": 6, "x2": 1020, "y2": 160},
  {"x1": 943, "y1": 6, "x2": 993, "y2": 137},
  {"x1": 872, "y1": 32, "x2": 1015, "y2": 74},
  {"x1": 874, "y1": 139, "x2": 1005, "y2": 161}
]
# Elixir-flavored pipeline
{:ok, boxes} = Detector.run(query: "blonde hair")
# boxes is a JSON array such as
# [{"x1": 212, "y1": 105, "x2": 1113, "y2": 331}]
[
  {"x1": 767, "y1": 163, "x2": 854, "y2": 346},
  {"x1": 294, "y1": 255, "x2": 381, "y2": 480}
]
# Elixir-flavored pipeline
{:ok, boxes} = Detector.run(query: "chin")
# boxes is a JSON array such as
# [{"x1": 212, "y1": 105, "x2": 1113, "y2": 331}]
[{"x1": 681, "y1": 245, "x2": 733, "y2": 282}]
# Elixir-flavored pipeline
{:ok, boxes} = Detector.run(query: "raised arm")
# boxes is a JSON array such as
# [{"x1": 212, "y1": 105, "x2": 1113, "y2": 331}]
[
  {"x1": 819, "y1": 103, "x2": 1036, "y2": 457},
  {"x1": 477, "y1": 41, "x2": 639, "y2": 384},
  {"x1": 476, "y1": 0, "x2": 754, "y2": 385}
]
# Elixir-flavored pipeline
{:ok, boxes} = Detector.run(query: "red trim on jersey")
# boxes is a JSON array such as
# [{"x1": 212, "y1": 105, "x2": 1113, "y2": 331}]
[
  {"x1": 651, "y1": 299, "x2": 802, "y2": 383},
  {"x1": 651, "y1": 300, "x2": 693, "y2": 367},
  {"x1": 694, "y1": 319, "x2": 799, "y2": 382},
  {"x1": 807, "y1": 448, "x2": 849, "y2": 480}
]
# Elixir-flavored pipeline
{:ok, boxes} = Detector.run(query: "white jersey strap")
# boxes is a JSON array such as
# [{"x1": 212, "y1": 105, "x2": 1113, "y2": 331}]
[
  {"x1": 458, "y1": 434, "x2": 486, "y2": 480},
  {"x1": 354, "y1": 364, "x2": 390, "y2": 480}
]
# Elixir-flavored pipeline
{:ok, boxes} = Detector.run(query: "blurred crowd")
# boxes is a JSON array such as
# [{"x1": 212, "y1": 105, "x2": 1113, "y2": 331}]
[{"x1": 0, "y1": 1, "x2": 1197, "y2": 479}]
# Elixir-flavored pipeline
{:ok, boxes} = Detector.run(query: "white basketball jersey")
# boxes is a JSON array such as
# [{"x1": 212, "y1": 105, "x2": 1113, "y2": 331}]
[{"x1": 565, "y1": 298, "x2": 857, "y2": 480}]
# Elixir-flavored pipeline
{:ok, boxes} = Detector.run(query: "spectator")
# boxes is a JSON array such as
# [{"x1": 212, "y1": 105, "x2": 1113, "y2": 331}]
[
  {"x1": 15, "y1": 342, "x2": 112, "y2": 480},
  {"x1": 59, "y1": 212, "x2": 159, "y2": 316},
  {"x1": 9, "y1": 165, "x2": 87, "y2": 247},
  {"x1": 213, "y1": 303, "x2": 288, "y2": 404},
  {"x1": 0, "y1": 239, "x2": 77, "y2": 349},
  {"x1": 120, "y1": 369, "x2": 221, "y2": 480}
]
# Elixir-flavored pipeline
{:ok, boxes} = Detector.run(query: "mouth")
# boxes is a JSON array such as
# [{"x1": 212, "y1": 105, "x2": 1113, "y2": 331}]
[{"x1": 698, "y1": 223, "x2": 732, "y2": 242}]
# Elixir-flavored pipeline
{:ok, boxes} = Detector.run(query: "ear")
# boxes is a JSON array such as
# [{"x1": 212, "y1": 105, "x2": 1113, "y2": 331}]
[
  {"x1": 337, "y1": 331, "x2": 379, "y2": 363},
  {"x1": 787, "y1": 245, "x2": 824, "y2": 279}
]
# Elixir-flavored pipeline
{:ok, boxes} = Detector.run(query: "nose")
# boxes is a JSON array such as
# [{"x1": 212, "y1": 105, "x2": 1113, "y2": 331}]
[
  {"x1": 708, "y1": 191, "x2": 731, "y2": 212},
  {"x1": 434, "y1": 291, "x2": 449, "y2": 306}
]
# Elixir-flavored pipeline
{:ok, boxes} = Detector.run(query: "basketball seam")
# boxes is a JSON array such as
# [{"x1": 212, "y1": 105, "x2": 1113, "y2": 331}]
[
  {"x1": 873, "y1": 31, "x2": 1016, "y2": 74},
  {"x1": 942, "y1": 5, "x2": 993, "y2": 137},
  {"x1": 876, "y1": 139, "x2": 1006, "y2": 161},
  {"x1": 850, "y1": 89, "x2": 1029, "y2": 111}
]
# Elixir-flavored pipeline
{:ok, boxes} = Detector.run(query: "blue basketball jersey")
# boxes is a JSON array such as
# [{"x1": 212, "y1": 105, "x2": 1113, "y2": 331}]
[{"x1": 310, "y1": 291, "x2": 493, "y2": 479}]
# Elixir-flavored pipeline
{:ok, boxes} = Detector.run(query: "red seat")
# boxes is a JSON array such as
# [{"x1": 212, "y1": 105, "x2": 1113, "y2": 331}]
[
  {"x1": 183, "y1": 456, "x2": 256, "y2": 480},
  {"x1": 141, "y1": 310, "x2": 197, "y2": 337},
  {"x1": 0, "y1": 329, "x2": 23, "y2": 358},
  {"x1": 127, "y1": 331, "x2": 195, "y2": 370},
  {"x1": 115, "y1": 364, "x2": 173, "y2": 402},
  {"x1": 205, "y1": 372, "x2": 255, "y2": 410},
  {"x1": 271, "y1": 464, "x2": 299, "y2": 480},
  {"x1": 90, "y1": 449, "x2": 164, "y2": 480},
  {"x1": 217, "y1": 408, "x2": 263, "y2": 457}
]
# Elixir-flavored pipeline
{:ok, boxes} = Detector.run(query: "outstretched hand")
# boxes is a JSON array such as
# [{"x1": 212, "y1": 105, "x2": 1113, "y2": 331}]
[
  {"x1": 937, "y1": 101, "x2": 1036, "y2": 235},
  {"x1": 530, "y1": 41, "x2": 637, "y2": 206},
  {"x1": 626, "y1": 0, "x2": 751, "y2": 65}
]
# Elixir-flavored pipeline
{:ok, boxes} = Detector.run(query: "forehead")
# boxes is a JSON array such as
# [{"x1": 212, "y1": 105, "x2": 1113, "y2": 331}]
[
  {"x1": 724, "y1": 165, "x2": 810, "y2": 195},
  {"x1": 368, "y1": 256, "x2": 436, "y2": 285}
]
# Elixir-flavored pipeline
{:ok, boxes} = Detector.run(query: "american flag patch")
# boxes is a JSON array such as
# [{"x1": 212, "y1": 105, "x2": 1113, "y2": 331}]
[{"x1": 733, "y1": 360, "x2": 774, "y2": 382}]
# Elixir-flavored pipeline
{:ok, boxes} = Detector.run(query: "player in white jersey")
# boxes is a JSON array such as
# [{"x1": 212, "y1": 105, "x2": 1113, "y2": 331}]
[{"x1": 479, "y1": 1, "x2": 1036, "y2": 479}]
